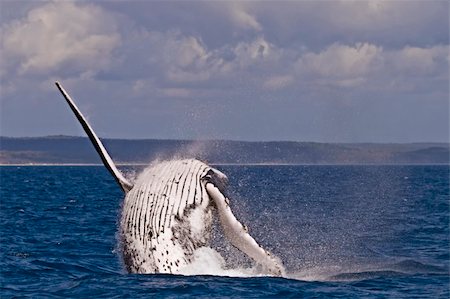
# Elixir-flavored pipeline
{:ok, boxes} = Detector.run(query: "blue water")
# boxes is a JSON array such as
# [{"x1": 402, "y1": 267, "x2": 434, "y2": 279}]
[{"x1": 1, "y1": 165, "x2": 449, "y2": 298}]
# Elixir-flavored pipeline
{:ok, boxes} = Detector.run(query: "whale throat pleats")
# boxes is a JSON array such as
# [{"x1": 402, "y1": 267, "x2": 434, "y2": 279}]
[{"x1": 120, "y1": 159, "x2": 213, "y2": 273}]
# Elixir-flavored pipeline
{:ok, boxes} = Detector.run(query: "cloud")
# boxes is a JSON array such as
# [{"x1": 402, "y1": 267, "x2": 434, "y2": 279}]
[
  {"x1": 160, "y1": 34, "x2": 224, "y2": 83},
  {"x1": 121, "y1": 29, "x2": 448, "y2": 96},
  {"x1": 292, "y1": 43, "x2": 449, "y2": 90},
  {"x1": 116, "y1": 30, "x2": 282, "y2": 87},
  {"x1": 0, "y1": 1, "x2": 448, "y2": 142},
  {"x1": 118, "y1": 30, "x2": 226, "y2": 84},
  {"x1": 389, "y1": 45, "x2": 449, "y2": 75},
  {"x1": 1, "y1": 1, "x2": 120, "y2": 75},
  {"x1": 228, "y1": 3, "x2": 262, "y2": 31},
  {"x1": 96, "y1": 1, "x2": 447, "y2": 51},
  {"x1": 296, "y1": 43, "x2": 382, "y2": 79},
  {"x1": 231, "y1": 37, "x2": 276, "y2": 67}
]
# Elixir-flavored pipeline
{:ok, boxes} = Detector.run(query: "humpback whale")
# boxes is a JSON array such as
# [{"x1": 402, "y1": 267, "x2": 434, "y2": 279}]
[{"x1": 55, "y1": 82, "x2": 284, "y2": 276}]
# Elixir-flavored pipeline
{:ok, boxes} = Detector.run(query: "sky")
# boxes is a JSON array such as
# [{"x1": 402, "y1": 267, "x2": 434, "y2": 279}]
[{"x1": 0, "y1": 0, "x2": 449, "y2": 143}]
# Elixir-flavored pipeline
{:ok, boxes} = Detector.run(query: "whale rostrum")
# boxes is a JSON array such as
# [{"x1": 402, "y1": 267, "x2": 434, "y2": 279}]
[{"x1": 55, "y1": 81, "x2": 285, "y2": 276}]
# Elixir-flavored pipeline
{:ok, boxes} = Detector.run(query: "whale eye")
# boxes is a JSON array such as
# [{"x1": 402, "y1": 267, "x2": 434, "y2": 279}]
[
  {"x1": 211, "y1": 168, "x2": 228, "y2": 184},
  {"x1": 204, "y1": 169, "x2": 229, "y2": 193}
]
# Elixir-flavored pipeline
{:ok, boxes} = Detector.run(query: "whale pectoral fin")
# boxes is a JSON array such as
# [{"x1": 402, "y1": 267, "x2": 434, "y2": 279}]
[
  {"x1": 55, "y1": 82, "x2": 133, "y2": 192},
  {"x1": 204, "y1": 182, "x2": 285, "y2": 276}
]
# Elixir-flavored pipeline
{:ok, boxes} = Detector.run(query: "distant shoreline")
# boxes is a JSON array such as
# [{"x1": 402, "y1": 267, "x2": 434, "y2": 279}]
[
  {"x1": 1, "y1": 136, "x2": 448, "y2": 165},
  {"x1": 1, "y1": 135, "x2": 448, "y2": 144}
]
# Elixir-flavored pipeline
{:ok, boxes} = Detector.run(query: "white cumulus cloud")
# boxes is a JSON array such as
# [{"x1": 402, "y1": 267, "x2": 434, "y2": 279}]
[
  {"x1": 296, "y1": 43, "x2": 382, "y2": 79},
  {"x1": 1, "y1": 1, "x2": 121, "y2": 75},
  {"x1": 389, "y1": 45, "x2": 449, "y2": 75}
]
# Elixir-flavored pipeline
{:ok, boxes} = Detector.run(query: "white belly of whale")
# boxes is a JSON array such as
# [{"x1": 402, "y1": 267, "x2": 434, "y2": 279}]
[{"x1": 120, "y1": 159, "x2": 214, "y2": 273}]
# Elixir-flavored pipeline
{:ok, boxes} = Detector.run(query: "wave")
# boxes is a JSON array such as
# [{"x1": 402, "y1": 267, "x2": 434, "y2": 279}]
[
  {"x1": 176, "y1": 247, "x2": 448, "y2": 282},
  {"x1": 287, "y1": 259, "x2": 448, "y2": 282}
]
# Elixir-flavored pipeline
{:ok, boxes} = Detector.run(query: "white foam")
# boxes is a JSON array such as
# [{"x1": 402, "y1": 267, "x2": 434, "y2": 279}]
[
  {"x1": 176, "y1": 247, "x2": 375, "y2": 282},
  {"x1": 178, "y1": 247, "x2": 281, "y2": 278}
]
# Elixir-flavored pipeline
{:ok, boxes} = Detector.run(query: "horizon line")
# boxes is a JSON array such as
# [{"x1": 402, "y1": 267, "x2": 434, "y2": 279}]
[
  {"x1": 0, "y1": 134, "x2": 449, "y2": 145},
  {"x1": 1, "y1": 135, "x2": 449, "y2": 145}
]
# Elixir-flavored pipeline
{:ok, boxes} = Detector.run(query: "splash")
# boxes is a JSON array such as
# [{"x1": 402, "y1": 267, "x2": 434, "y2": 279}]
[
  {"x1": 283, "y1": 259, "x2": 448, "y2": 282},
  {"x1": 176, "y1": 244, "x2": 448, "y2": 282},
  {"x1": 178, "y1": 247, "x2": 279, "y2": 278}
]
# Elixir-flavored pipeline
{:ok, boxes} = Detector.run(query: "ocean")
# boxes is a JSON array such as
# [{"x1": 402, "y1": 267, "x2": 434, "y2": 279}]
[{"x1": 1, "y1": 165, "x2": 449, "y2": 298}]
